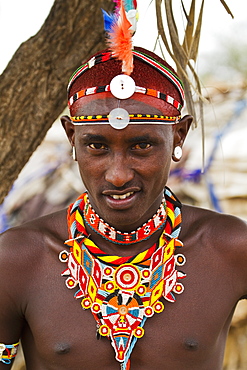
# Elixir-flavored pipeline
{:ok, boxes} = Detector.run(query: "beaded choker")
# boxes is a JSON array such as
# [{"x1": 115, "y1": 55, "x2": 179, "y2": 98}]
[
  {"x1": 83, "y1": 194, "x2": 166, "y2": 245},
  {"x1": 60, "y1": 187, "x2": 186, "y2": 369}
]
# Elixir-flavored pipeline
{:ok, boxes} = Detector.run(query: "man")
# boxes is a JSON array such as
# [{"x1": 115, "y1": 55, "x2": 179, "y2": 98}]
[{"x1": 0, "y1": 37, "x2": 247, "y2": 370}]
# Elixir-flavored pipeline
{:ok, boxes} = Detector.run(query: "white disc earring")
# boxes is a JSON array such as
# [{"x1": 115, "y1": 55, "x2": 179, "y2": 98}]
[
  {"x1": 173, "y1": 146, "x2": 182, "y2": 160},
  {"x1": 72, "y1": 146, "x2": 77, "y2": 161}
]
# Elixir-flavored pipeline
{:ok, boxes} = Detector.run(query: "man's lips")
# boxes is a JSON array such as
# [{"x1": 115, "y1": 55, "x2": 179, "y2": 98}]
[
  {"x1": 102, "y1": 187, "x2": 141, "y2": 200},
  {"x1": 108, "y1": 191, "x2": 134, "y2": 200},
  {"x1": 101, "y1": 187, "x2": 141, "y2": 205}
]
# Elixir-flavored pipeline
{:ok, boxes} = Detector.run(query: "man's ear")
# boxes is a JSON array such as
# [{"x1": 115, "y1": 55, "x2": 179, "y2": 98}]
[
  {"x1": 173, "y1": 114, "x2": 193, "y2": 147},
  {"x1": 61, "y1": 115, "x2": 75, "y2": 146},
  {"x1": 172, "y1": 114, "x2": 193, "y2": 162}
]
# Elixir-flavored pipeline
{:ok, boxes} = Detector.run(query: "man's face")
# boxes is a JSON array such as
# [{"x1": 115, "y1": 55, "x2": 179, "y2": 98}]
[{"x1": 72, "y1": 97, "x2": 175, "y2": 231}]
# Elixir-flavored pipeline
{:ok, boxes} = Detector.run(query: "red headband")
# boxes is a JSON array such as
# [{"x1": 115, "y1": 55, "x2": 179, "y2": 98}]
[{"x1": 68, "y1": 49, "x2": 184, "y2": 115}]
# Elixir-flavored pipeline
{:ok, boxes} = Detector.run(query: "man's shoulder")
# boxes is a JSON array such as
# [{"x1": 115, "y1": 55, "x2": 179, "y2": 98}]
[
  {"x1": 0, "y1": 208, "x2": 68, "y2": 264},
  {"x1": 182, "y1": 203, "x2": 247, "y2": 297},
  {"x1": 0, "y1": 208, "x2": 69, "y2": 307},
  {"x1": 182, "y1": 203, "x2": 246, "y2": 243},
  {"x1": 182, "y1": 203, "x2": 247, "y2": 269}
]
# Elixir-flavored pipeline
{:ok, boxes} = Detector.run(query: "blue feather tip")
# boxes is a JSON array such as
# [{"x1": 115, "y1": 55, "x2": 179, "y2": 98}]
[{"x1": 102, "y1": 9, "x2": 117, "y2": 33}]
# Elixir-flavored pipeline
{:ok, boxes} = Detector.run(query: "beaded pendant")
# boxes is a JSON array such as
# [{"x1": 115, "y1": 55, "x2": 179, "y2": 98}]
[{"x1": 60, "y1": 188, "x2": 186, "y2": 369}]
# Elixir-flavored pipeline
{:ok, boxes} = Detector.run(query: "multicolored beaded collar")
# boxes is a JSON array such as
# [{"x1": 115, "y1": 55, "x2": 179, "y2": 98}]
[
  {"x1": 83, "y1": 194, "x2": 166, "y2": 245},
  {"x1": 60, "y1": 187, "x2": 186, "y2": 369}
]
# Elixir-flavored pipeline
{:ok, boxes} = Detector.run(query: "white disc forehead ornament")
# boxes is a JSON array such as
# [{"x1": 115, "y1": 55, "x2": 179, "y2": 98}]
[
  {"x1": 110, "y1": 74, "x2": 136, "y2": 99},
  {"x1": 108, "y1": 108, "x2": 129, "y2": 129}
]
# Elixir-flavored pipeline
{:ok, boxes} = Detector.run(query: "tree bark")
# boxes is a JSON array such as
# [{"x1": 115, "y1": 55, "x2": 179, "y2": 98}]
[{"x1": 0, "y1": 0, "x2": 114, "y2": 204}]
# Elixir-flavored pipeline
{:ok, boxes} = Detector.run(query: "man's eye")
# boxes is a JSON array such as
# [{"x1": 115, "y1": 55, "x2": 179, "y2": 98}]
[
  {"x1": 88, "y1": 143, "x2": 107, "y2": 150},
  {"x1": 133, "y1": 143, "x2": 151, "y2": 150}
]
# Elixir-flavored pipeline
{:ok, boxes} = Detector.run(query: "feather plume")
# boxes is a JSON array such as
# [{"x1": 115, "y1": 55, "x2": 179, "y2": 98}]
[{"x1": 108, "y1": 0, "x2": 134, "y2": 75}]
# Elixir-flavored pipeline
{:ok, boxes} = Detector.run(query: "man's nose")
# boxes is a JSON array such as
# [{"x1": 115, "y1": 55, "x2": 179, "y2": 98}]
[{"x1": 105, "y1": 155, "x2": 134, "y2": 188}]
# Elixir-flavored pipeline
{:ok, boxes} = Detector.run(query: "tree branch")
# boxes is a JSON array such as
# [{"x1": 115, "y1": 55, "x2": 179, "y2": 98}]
[{"x1": 0, "y1": 0, "x2": 114, "y2": 204}]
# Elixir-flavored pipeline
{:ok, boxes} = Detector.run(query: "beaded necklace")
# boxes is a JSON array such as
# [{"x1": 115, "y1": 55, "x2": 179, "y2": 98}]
[
  {"x1": 83, "y1": 194, "x2": 166, "y2": 245},
  {"x1": 60, "y1": 187, "x2": 186, "y2": 369}
]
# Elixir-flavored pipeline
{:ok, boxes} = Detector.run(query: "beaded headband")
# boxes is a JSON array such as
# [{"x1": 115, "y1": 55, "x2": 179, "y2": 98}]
[
  {"x1": 68, "y1": 84, "x2": 183, "y2": 112},
  {"x1": 67, "y1": 51, "x2": 184, "y2": 105},
  {"x1": 70, "y1": 113, "x2": 181, "y2": 129}
]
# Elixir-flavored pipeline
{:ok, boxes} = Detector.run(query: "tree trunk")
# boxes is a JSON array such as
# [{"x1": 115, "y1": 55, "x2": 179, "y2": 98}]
[{"x1": 0, "y1": 0, "x2": 114, "y2": 204}]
